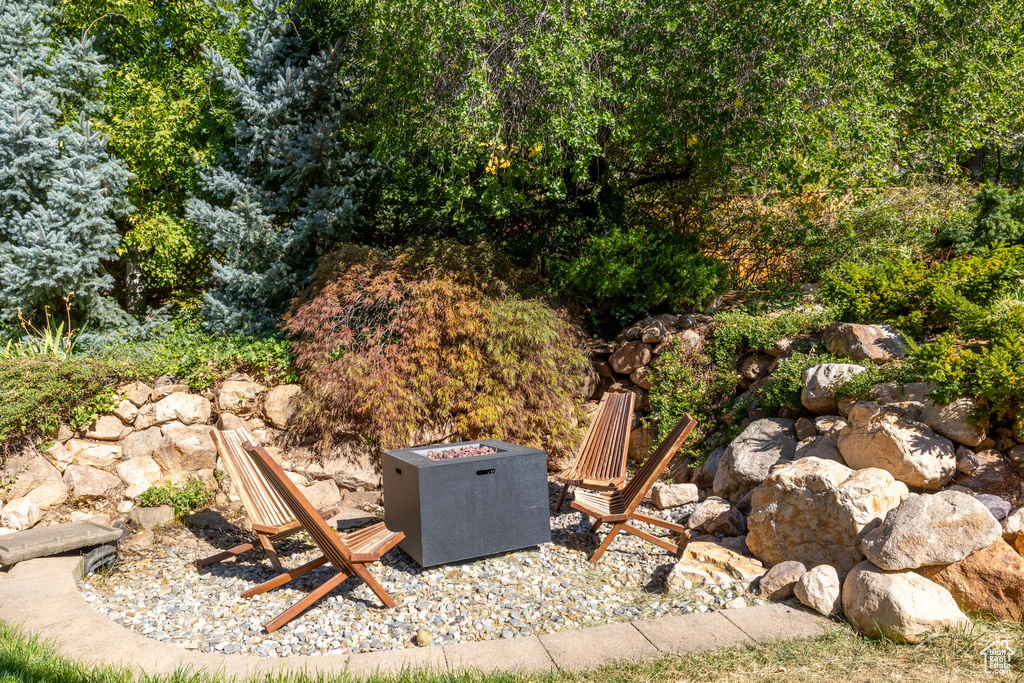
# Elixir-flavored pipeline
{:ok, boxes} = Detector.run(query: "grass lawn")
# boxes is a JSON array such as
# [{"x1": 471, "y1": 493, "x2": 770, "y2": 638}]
[{"x1": 0, "y1": 617, "x2": 1020, "y2": 683}]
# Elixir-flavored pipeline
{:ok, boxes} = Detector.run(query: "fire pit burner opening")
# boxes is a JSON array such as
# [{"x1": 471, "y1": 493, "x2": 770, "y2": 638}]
[{"x1": 412, "y1": 443, "x2": 500, "y2": 460}]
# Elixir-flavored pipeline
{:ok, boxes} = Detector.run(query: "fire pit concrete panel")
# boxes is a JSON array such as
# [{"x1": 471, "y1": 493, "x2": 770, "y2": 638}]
[{"x1": 382, "y1": 439, "x2": 551, "y2": 567}]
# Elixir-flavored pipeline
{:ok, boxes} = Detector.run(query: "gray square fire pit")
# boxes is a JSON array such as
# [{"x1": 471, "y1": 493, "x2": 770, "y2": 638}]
[{"x1": 382, "y1": 439, "x2": 551, "y2": 567}]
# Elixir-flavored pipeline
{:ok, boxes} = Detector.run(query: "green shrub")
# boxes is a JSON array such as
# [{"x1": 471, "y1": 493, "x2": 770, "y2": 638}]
[
  {"x1": 708, "y1": 307, "x2": 835, "y2": 367},
  {"x1": 136, "y1": 479, "x2": 213, "y2": 519},
  {"x1": 648, "y1": 338, "x2": 740, "y2": 461},
  {"x1": 822, "y1": 245, "x2": 1024, "y2": 335},
  {"x1": 938, "y1": 183, "x2": 1024, "y2": 252},
  {"x1": 284, "y1": 240, "x2": 587, "y2": 462},
  {"x1": 556, "y1": 223, "x2": 730, "y2": 331}
]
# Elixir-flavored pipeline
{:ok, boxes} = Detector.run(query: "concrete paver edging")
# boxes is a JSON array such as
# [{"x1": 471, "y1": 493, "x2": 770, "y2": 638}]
[{"x1": 0, "y1": 554, "x2": 832, "y2": 679}]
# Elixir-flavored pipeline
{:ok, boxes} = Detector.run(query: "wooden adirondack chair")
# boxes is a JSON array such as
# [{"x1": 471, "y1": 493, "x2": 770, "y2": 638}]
[
  {"x1": 571, "y1": 414, "x2": 697, "y2": 562},
  {"x1": 196, "y1": 428, "x2": 340, "y2": 572},
  {"x1": 240, "y1": 439, "x2": 404, "y2": 632},
  {"x1": 552, "y1": 392, "x2": 635, "y2": 512}
]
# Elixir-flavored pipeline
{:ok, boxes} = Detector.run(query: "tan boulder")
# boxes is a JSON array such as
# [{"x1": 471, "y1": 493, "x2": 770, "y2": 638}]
[
  {"x1": 627, "y1": 423, "x2": 656, "y2": 462},
  {"x1": 66, "y1": 439, "x2": 122, "y2": 468},
  {"x1": 8, "y1": 456, "x2": 67, "y2": 508},
  {"x1": 301, "y1": 480, "x2": 341, "y2": 512},
  {"x1": 264, "y1": 384, "x2": 303, "y2": 429},
  {"x1": 801, "y1": 363, "x2": 869, "y2": 414},
  {"x1": 842, "y1": 561, "x2": 969, "y2": 643},
  {"x1": 153, "y1": 424, "x2": 217, "y2": 480},
  {"x1": 116, "y1": 456, "x2": 165, "y2": 499},
  {"x1": 837, "y1": 403, "x2": 956, "y2": 490},
  {"x1": 63, "y1": 465, "x2": 121, "y2": 499},
  {"x1": 121, "y1": 426, "x2": 166, "y2": 460},
  {"x1": 629, "y1": 366, "x2": 653, "y2": 390},
  {"x1": 84, "y1": 415, "x2": 131, "y2": 441},
  {"x1": 40, "y1": 441, "x2": 72, "y2": 472},
  {"x1": 861, "y1": 490, "x2": 1002, "y2": 570},
  {"x1": 1, "y1": 497, "x2": 41, "y2": 530},
  {"x1": 686, "y1": 496, "x2": 733, "y2": 532},
  {"x1": 917, "y1": 539, "x2": 1024, "y2": 621},
  {"x1": 823, "y1": 322, "x2": 906, "y2": 364},
  {"x1": 608, "y1": 341, "x2": 653, "y2": 375},
  {"x1": 650, "y1": 483, "x2": 698, "y2": 509},
  {"x1": 120, "y1": 381, "x2": 152, "y2": 407},
  {"x1": 133, "y1": 403, "x2": 157, "y2": 430},
  {"x1": 759, "y1": 560, "x2": 807, "y2": 600},
  {"x1": 112, "y1": 399, "x2": 139, "y2": 425},
  {"x1": 216, "y1": 380, "x2": 265, "y2": 416},
  {"x1": 795, "y1": 564, "x2": 842, "y2": 616},
  {"x1": 150, "y1": 383, "x2": 188, "y2": 402},
  {"x1": 746, "y1": 457, "x2": 908, "y2": 574},
  {"x1": 153, "y1": 392, "x2": 212, "y2": 426},
  {"x1": 665, "y1": 541, "x2": 766, "y2": 593},
  {"x1": 920, "y1": 397, "x2": 989, "y2": 447}
]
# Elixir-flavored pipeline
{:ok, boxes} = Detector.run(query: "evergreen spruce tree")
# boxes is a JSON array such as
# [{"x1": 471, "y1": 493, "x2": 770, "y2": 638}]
[
  {"x1": 187, "y1": 0, "x2": 374, "y2": 334},
  {"x1": 0, "y1": 0, "x2": 133, "y2": 327}
]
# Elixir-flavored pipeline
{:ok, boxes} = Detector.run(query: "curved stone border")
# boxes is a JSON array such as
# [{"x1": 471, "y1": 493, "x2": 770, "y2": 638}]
[{"x1": 0, "y1": 554, "x2": 830, "y2": 679}]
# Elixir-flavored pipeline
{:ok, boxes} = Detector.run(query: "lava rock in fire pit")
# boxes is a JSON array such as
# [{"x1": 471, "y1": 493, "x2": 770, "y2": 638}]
[{"x1": 421, "y1": 445, "x2": 498, "y2": 460}]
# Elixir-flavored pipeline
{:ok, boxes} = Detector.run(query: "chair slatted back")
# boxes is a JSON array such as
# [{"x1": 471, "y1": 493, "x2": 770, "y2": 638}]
[
  {"x1": 621, "y1": 414, "x2": 697, "y2": 514},
  {"x1": 567, "y1": 392, "x2": 635, "y2": 481},
  {"x1": 211, "y1": 428, "x2": 295, "y2": 529},
  {"x1": 244, "y1": 440, "x2": 355, "y2": 568}
]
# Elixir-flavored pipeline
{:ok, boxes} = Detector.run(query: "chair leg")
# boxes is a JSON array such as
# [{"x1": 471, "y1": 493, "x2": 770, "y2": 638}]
[
  {"x1": 194, "y1": 541, "x2": 256, "y2": 568},
  {"x1": 256, "y1": 533, "x2": 284, "y2": 572},
  {"x1": 552, "y1": 483, "x2": 571, "y2": 513},
  {"x1": 590, "y1": 523, "x2": 626, "y2": 563},
  {"x1": 623, "y1": 523, "x2": 684, "y2": 556},
  {"x1": 350, "y1": 563, "x2": 397, "y2": 608},
  {"x1": 589, "y1": 517, "x2": 605, "y2": 534},
  {"x1": 264, "y1": 570, "x2": 349, "y2": 633},
  {"x1": 242, "y1": 556, "x2": 328, "y2": 598}
]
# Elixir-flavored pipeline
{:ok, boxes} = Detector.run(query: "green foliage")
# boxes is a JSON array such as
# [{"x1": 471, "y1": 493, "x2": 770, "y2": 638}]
[
  {"x1": 556, "y1": 224, "x2": 730, "y2": 331},
  {"x1": 822, "y1": 245, "x2": 1024, "y2": 335},
  {"x1": 136, "y1": 479, "x2": 213, "y2": 519},
  {"x1": 56, "y1": 0, "x2": 243, "y2": 305},
  {"x1": 284, "y1": 241, "x2": 587, "y2": 461},
  {"x1": 938, "y1": 184, "x2": 1024, "y2": 253},
  {"x1": 708, "y1": 307, "x2": 835, "y2": 368},
  {"x1": 829, "y1": 358, "x2": 925, "y2": 404},
  {"x1": 0, "y1": 321, "x2": 294, "y2": 446},
  {"x1": 0, "y1": 317, "x2": 79, "y2": 360},
  {"x1": 648, "y1": 338, "x2": 740, "y2": 460}
]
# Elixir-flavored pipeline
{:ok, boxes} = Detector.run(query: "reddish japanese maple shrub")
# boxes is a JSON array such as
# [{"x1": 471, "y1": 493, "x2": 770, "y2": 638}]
[{"x1": 284, "y1": 241, "x2": 587, "y2": 462}]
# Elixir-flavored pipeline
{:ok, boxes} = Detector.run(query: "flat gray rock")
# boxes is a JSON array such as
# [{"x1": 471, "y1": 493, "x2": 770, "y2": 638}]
[{"x1": 0, "y1": 520, "x2": 123, "y2": 566}]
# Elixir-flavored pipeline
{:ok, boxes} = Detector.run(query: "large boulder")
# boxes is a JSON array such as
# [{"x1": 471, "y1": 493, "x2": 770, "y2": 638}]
[
  {"x1": 301, "y1": 480, "x2": 341, "y2": 511},
  {"x1": 1, "y1": 497, "x2": 41, "y2": 530},
  {"x1": 153, "y1": 424, "x2": 217, "y2": 480},
  {"x1": 861, "y1": 491, "x2": 1002, "y2": 571},
  {"x1": 40, "y1": 441, "x2": 72, "y2": 472},
  {"x1": 917, "y1": 539, "x2": 1024, "y2": 621},
  {"x1": 955, "y1": 448, "x2": 1009, "y2": 490},
  {"x1": 116, "y1": 457, "x2": 165, "y2": 499},
  {"x1": 651, "y1": 482, "x2": 698, "y2": 509},
  {"x1": 121, "y1": 382, "x2": 152, "y2": 407},
  {"x1": 823, "y1": 322, "x2": 906, "y2": 364},
  {"x1": 759, "y1": 560, "x2": 807, "y2": 600},
  {"x1": 7, "y1": 456, "x2": 67, "y2": 509},
  {"x1": 293, "y1": 437, "x2": 380, "y2": 491},
  {"x1": 713, "y1": 418, "x2": 797, "y2": 503},
  {"x1": 216, "y1": 380, "x2": 266, "y2": 416},
  {"x1": 919, "y1": 397, "x2": 988, "y2": 447},
  {"x1": 153, "y1": 392, "x2": 212, "y2": 426},
  {"x1": 121, "y1": 427, "x2": 166, "y2": 460},
  {"x1": 794, "y1": 564, "x2": 842, "y2": 616},
  {"x1": 66, "y1": 439, "x2": 122, "y2": 468},
  {"x1": 746, "y1": 457, "x2": 908, "y2": 574},
  {"x1": 842, "y1": 561, "x2": 969, "y2": 643},
  {"x1": 608, "y1": 342, "x2": 653, "y2": 375},
  {"x1": 63, "y1": 465, "x2": 121, "y2": 499},
  {"x1": 800, "y1": 364, "x2": 869, "y2": 414},
  {"x1": 795, "y1": 435, "x2": 844, "y2": 464},
  {"x1": 664, "y1": 542, "x2": 766, "y2": 593},
  {"x1": 837, "y1": 403, "x2": 956, "y2": 490},
  {"x1": 84, "y1": 415, "x2": 131, "y2": 441},
  {"x1": 264, "y1": 384, "x2": 303, "y2": 429},
  {"x1": 112, "y1": 399, "x2": 138, "y2": 425}
]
